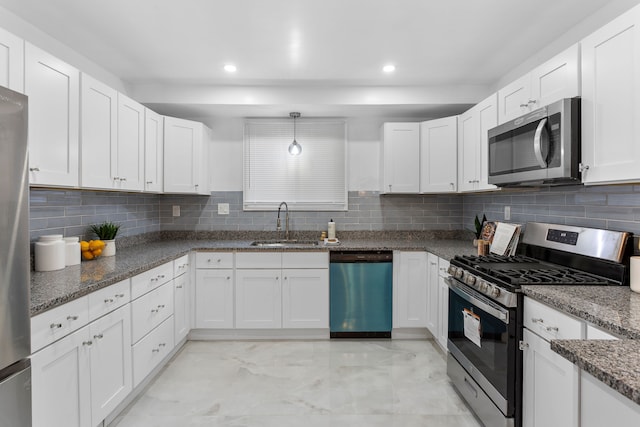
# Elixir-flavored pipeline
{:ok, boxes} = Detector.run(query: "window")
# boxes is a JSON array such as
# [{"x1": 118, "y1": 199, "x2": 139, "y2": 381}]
[{"x1": 243, "y1": 119, "x2": 347, "y2": 211}]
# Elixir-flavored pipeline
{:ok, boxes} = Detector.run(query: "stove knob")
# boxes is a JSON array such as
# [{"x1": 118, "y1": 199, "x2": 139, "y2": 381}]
[
  {"x1": 478, "y1": 281, "x2": 488, "y2": 292},
  {"x1": 465, "y1": 274, "x2": 476, "y2": 286},
  {"x1": 447, "y1": 265, "x2": 456, "y2": 276},
  {"x1": 491, "y1": 287, "x2": 501, "y2": 298},
  {"x1": 454, "y1": 268, "x2": 464, "y2": 279}
]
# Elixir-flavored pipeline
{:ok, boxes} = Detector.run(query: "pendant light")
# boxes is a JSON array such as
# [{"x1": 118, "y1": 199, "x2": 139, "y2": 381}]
[{"x1": 288, "y1": 112, "x2": 302, "y2": 156}]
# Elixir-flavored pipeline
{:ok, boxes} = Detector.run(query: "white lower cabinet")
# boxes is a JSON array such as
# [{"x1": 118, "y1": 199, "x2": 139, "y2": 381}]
[
  {"x1": 173, "y1": 272, "x2": 190, "y2": 342},
  {"x1": 132, "y1": 316, "x2": 175, "y2": 387},
  {"x1": 31, "y1": 304, "x2": 131, "y2": 427},
  {"x1": 282, "y1": 269, "x2": 329, "y2": 328},
  {"x1": 235, "y1": 269, "x2": 282, "y2": 329},
  {"x1": 436, "y1": 257, "x2": 450, "y2": 352},
  {"x1": 194, "y1": 252, "x2": 234, "y2": 329},
  {"x1": 581, "y1": 370, "x2": 640, "y2": 426},
  {"x1": 426, "y1": 253, "x2": 439, "y2": 336},
  {"x1": 31, "y1": 326, "x2": 91, "y2": 427},
  {"x1": 394, "y1": 251, "x2": 428, "y2": 328}
]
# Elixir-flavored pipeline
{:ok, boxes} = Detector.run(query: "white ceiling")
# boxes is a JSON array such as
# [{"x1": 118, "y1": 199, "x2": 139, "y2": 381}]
[{"x1": 0, "y1": 0, "x2": 631, "y2": 119}]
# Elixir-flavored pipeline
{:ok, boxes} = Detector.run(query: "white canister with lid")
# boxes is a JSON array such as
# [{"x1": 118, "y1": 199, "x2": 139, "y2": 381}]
[
  {"x1": 35, "y1": 235, "x2": 66, "y2": 272},
  {"x1": 64, "y1": 237, "x2": 81, "y2": 266}
]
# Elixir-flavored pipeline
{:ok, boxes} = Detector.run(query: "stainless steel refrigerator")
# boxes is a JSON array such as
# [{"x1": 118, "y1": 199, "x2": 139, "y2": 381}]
[{"x1": 0, "y1": 85, "x2": 32, "y2": 426}]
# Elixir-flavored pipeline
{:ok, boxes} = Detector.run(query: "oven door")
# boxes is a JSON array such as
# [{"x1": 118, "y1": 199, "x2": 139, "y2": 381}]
[{"x1": 447, "y1": 278, "x2": 517, "y2": 416}]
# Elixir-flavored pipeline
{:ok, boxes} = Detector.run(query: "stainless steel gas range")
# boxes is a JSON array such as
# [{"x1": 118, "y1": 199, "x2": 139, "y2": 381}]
[{"x1": 445, "y1": 222, "x2": 632, "y2": 427}]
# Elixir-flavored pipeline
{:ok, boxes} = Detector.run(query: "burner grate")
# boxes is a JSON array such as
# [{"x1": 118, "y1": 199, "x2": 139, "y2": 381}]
[{"x1": 492, "y1": 268, "x2": 609, "y2": 285}]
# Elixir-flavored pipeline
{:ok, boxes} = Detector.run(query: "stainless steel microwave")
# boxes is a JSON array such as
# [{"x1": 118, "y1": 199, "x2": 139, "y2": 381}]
[{"x1": 488, "y1": 98, "x2": 581, "y2": 187}]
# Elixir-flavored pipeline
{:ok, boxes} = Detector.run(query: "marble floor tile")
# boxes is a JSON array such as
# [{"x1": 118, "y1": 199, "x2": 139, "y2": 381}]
[{"x1": 110, "y1": 339, "x2": 482, "y2": 427}]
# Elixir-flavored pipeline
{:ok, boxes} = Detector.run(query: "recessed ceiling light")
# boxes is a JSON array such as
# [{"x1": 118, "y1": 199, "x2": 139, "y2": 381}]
[
  {"x1": 224, "y1": 64, "x2": 237, "y2": 73},
  {"x1": 383, "y1": 64, "x2": 396, "y2": 73}
]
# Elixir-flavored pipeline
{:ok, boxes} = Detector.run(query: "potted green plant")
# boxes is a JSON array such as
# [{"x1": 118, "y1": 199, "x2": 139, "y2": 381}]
[
  {"x1": 473, "y1": 214, "x2": 487, "y2": 247},
  {"x1": 89, "y1": 221, "x2": 121, "y2": 256}
]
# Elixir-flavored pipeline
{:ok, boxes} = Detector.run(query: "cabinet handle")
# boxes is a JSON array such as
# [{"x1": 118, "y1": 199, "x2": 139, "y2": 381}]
[
  {"x1": 531, "y1": 318, "x2": 544, "y2": 323},
  {"x1": 67, "y1": 315, "x2": 79, "y2": 321},
  {"x1": 527, "y1": 99, "x2": 537, "y2": 106},
  {"x1": 545, "y1": 326, "x2": 559, "y2": 332},
  {"x1": 83, "y1": 341, "x2": 93, "y2": 346},
  {"x1": 388, "y1": 184, "x2": 392, "y2": 192},
  {"x1": 195, "y1": 184, "x2": 199, "y2": 188},
  {"x1": 519, "y1": 340, "x2": 529, "y2": 350},
  {"x1": 430, "y1": 262, "x2": 437, "y2": 266},
  {"x1": 275, "y1": 276, "x2": 279, "y2": 281},
  {"x1": 157, "y1": 304, "x2": 165, "y2": 309},
  {"x1": 150, "y1": 277, "x2": 158, "y2": 282},
  {"x1": 152, "y1": 348, "x2": 160, "y2": 353},
  {"x1": 579, "y1": 163, "x2": 590, "y2": 173},
  {"x1": 151, "y1": 309, "x2": 159, "y2": 313},
  {"x1": 159, "y1": 343, "x2": 167, "y2": 347},
  {"x1": 146, "y1": 181, "x2": 153, "y2": 184},
  {"x1": 29, "y1": 167, "x2": 40, "y2": 172},
  {"x1": 113, "y1": 176, "x2": 120, "y2": 181},
  {"x1": 158, "y1": 274, "x2": 165, "y2": 279},
  {"x1": 104, "y1": 298, "x2": 114, "y2": 303},
  {"x1": 93, "y1": 333, "x2": 104, "y2": 340},
  {"x1": 115, "y1": 293, "x2": 125, "y2": 298},
  {"x1": 520, "y1": 103, "x2": 529, "y2": 108},
  {"x1": 226, "y1": 276, "x2": 231, "y2": 280},
  {"x1": 176, "y1": 285, "x2": 183, "y2": 289},
  {"x1": 50, "y1": 323, "x2": 63, "y2": 329},
  {"x1": 120, "y1": 177, "x2": 127, "y2": 182}
]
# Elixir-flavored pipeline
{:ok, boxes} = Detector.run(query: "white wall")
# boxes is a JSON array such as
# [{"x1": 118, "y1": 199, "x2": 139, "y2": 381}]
[
  {"x1": 0, "y1": 5, "x2": 127, "y2": 92},
  {"x1": 202, "y1": 116, "x2": 424, "y2": 192}
]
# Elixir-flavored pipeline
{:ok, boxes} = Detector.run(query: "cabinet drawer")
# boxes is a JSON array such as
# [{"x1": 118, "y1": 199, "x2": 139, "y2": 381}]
[
  {"x1": 174, "y1": 254, "x2": 190, "y2": 277},
  {"x1": 132, "y1": 315, "x2": 174, "y2": 387},
  {"x1": 195, "y1": 252, "x2": 233, "y2": 269},
  {"x1": 438, "y1": 257, "x2": 450, "y2": 277},
  {"x1": 236, "y1": 252, "x2": 281, "y2": 269},
  {"x1": 524, "y1": 297, "x2": 583, "y2": 341},
  {"x1": 88, "y1": 279, "x2": 130, "y2": 322},
  {"x1": 131, "y1": 261, "x2": 174, "y2": 299},
  {"x1": 31, "y1": 296, "x2": 89, "y2": 352},
  {"x1": 131, "y1": 282, "x2": 174, "y2": 343},
  {"x1": 282, "y1": 252, "x2": 328, "y2": 269}
]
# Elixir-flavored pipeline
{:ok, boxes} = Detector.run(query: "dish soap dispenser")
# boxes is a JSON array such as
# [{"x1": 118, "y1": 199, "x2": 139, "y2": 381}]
[{"x1": 328, "y1": 219, "x2": 336, "y2": 241}]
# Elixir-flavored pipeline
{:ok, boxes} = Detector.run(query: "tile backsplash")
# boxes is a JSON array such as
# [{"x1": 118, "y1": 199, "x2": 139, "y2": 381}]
[{"x1": 29, "y1": 184, "x2": 640, "y2": 243}]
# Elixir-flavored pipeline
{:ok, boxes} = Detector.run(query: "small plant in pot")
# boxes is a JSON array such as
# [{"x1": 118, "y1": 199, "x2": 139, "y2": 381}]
[
  {"x1": 473, "y1": 214, "x2": 487, "y2": 246},
  {"x1": 89, "y1": 222, "x2": 120, "y2": 257}
]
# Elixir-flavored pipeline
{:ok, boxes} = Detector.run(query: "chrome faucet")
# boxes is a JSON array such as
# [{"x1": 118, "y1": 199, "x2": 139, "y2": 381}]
[{"x1": 276, "y1": 201, "x2": 290, "y2": 241}]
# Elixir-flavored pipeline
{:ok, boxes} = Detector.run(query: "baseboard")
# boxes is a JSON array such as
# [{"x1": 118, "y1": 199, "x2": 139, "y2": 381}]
[
  {"x1": 188, "y1": 328, "x2": 330, "y2": 340},
  {"x1": 391, "y1": 327, "x2": 431, "y2": 339}
]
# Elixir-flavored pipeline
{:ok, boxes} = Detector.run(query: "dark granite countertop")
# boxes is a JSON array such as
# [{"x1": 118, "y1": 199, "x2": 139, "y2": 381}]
[
  {"x1": 31, "y1": 237, "x2": 477, "y2": 316},
  {"x1": 522, "y1": 285, "x2": 640, "y2": 406}
]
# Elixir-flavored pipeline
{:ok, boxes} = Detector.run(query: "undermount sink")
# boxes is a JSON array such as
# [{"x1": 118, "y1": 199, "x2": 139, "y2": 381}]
[{"x1": 250, "y1": 240, "x2": 319, "y2": 247}]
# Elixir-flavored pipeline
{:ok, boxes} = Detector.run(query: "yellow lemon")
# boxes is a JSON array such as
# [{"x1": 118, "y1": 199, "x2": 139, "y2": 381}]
[
  {"x1": 92, "y1": 248, "x2": 102, "y2": 257},
  {"x1": 82, "y1": 251, "x2": 94, "y2": 260},
  {"x1": 80, "y1": 241, "x2": 89, "y2": 251}
]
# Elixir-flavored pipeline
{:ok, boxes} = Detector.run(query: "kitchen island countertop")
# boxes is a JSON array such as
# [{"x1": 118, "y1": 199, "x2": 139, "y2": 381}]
[
  {"x1": 522, "y1": 285, "x2": 640, "y2": 406},
  {"x1": 31, "y1": 237, "x2": 476, "y2": 316}
]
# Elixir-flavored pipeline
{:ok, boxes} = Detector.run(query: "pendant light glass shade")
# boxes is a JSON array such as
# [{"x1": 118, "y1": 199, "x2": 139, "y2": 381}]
[{"x1": 288, "y1": 112, "x2": 302, "y2": 156}]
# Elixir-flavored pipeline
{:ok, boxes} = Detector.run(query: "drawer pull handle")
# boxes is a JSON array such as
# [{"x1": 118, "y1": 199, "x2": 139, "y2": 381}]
[
  {"x1": 176, "y1": 285, "x2": 183, "y2": 289},
  {"x1": 545, "y1": 326, "x2": 559, "y2": 332},
  {"x1": 159, "y1": 343, "x2": 167, "y2": 347},
  {"x1": 115, "y1": 293, "x2": 125, "y2": 298},
  {"x1": 146, "y1": 181, "x2": 153, "y2": 184},
  {"x1": 152, "y1": 348, "x2": 160, "y2": 353},
  {"x1": 93, "y1": 334, "x2": 103, "y2": 339},
  {"x1": 151, "y1": 309, "x2": 159, "y2": 313},
  {"x1": 50, "y1": 323, "x2": 63, "y2": 329},
  {"x1": 158, "y1": 274, "x2": 165, "y2": 279},
  {"x1": 157, "y1": 304, "x2": 165, "y2": 309},
  {"x1": 150, "y1": 278, "x2": 158, "y2": 282},
  {"x1": 104, "y1": 298, "x2": 114, "y2": 303},
  {"x1": 30, "y1": 167, "x2": 40, "y2": 172},
  {"x1": 67, "y1": 315, "x2": 79, "y2": 321},
  {"x1": 531, "y1": 318, "x2": 544, "y2": 323},
  {"x1": 226, "y1": 276, "x2": 231, "y2": 280},
  {"x1": 83, "y1": 341, "x2": 93, "y2": 346}
]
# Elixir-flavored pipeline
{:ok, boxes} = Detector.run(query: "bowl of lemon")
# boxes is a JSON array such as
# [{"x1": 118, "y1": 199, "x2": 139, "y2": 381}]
[{"x1": 80, "y1": 240, "x2": 105, "y2": 260}]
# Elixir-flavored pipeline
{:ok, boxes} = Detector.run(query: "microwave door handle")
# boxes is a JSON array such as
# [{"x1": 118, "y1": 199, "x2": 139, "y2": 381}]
[{"x1": 533, "y1": 118, "x2": 548, "y2": 168}]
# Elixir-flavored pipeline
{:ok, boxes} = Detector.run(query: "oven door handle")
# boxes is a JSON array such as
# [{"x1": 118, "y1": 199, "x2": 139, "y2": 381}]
[{"x1": 446, "y1": 277, "x2": 510, "y2": 324}]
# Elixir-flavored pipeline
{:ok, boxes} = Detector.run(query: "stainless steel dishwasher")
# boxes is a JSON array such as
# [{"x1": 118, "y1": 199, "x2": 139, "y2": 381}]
[{"x1": 329, "y1": 251, "x2": 393, "y2": 338}]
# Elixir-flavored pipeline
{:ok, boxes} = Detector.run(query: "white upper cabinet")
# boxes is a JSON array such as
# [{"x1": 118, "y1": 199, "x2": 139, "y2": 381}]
[
  {"x1": 164, "y1": 116, "x2": 209, "y2": 194},
  {"x1": 380, "y1": 122, "x2": 420, "y2": 193},
  {"x1": 116, "y1": 93, "x2": 145, "y2": 191},
  {"x1": 144, "y1": 108, "x2": 164, "y2": 192},
  {"x1": 0, "y1": 27, "x2": 23, "y2": 92},
  {"x1": 458, "y1": 93, "x2": 498, "y2": 192},
  {"x1": 420, "y1": 116, "x2": 457, "y2": 193},
  {"x1": 80, "y1": 73, "x2": 117, "y2": 189},
  {"x1": 498, "y1": 44, "x2": 580, "y2": 124},
  {"x1": 25, "y1": 43, "x2": 80, "y2": 187},
  {"x1": 580, "y1": 4, "x2": 640, "y2": 185}
]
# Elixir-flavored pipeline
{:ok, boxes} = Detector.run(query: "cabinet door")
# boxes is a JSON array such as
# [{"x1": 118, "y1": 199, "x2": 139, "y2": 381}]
[
  {"x1": 426, "y1": 253, "x2": 439, "y2": 337},
  {"x1": 476, "y1": 94, "x2": 498, "y2": 191},
  {"x1": 0, "y1": 27, "x2": 23, "y2": 92},
  {"x1": 164, "y1": 116, "x2": 202, "y2": 193},
  {"x1": 437, "y1": 274, "x2": 449, "y2": 351},
  {"x1": 31, "y1": 326, "x2": 91, "y2": 427},
  {"x1": 420, "y1": 117, "x2": 457, "y2": 193},
  {"x1": 530, "y1": 44, "x2": 580, "y2": 109},
  {"x1": 80, "y1": 73, "x2": 117, "y2": 189},
  {"x1": 195, "y1": 269, "x2": 234, "y2": 328},
  {"x1": 581, "y1": 370, "x2": 640, "y2": 427},
  {"x1": 117, "y1": 93, "x2": 145, "y2": 191},
  {"x1": 581, "y1": 5, "x2": 640, "y2": 184},
  {"x1": 381, "y1": 122, "x2": 420, "y2": 193},
  {"x1": 174, "y1": 273, "x2": 191, "y2": 340},
  {"x1": 457, "y1": 108, "x2": 478, "y2": 192},
  {"x1": 88, "y1": 305, "x2": 132, "y2": 426},
  {"x1": 497, "y1": 74, "x2": 531, "y2": 124},
  {"x1": 25, "y1": 43, "x2": 79, "y2": 187},
  {"x1": 522, "y1": 328, "x2": 579, "y2": 427},
  {"x1": 144, "y1": 108, "x2": 164, "y2": 192},
  {"x1": 235, "y1": 269, "x2": 282, "y2": 328},
  {"x1": 395, "y1": 252, "x2": 428, "y2": 328},
  {"x1": 282, "y1": 269, "x2": 329, "y2": 328}
]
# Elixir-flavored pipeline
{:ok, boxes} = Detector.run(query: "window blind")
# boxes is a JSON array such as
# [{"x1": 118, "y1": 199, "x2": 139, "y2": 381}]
[{"x1": 243, "y1": 119, "x2": 347, "y2": 211}]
